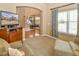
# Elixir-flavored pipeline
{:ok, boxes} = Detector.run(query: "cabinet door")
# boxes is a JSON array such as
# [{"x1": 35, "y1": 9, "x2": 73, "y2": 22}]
[
  {"x1": 9, "y1": 29, "x2": 22, "y2": 43},
  {"x1": 0, "y1": 29, "x2": 9, "y2": 42}
]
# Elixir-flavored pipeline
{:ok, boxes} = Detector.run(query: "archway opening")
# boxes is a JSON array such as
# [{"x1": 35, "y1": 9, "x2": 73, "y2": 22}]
[{"x1": 16, "y1": 6, "x2": 42, "y2": 38}]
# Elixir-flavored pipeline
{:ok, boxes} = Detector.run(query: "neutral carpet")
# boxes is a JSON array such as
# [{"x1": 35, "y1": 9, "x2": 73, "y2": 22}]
[{"x1": 10, "y1": 36, "x2": 79, "y2": 56}]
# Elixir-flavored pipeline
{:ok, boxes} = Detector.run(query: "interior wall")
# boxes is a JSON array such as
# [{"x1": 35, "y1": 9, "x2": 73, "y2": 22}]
[
  {"x1": 0, "y1": 3, "x2": 48, "y2": 34},
  {"x1": 59, "y1": 33, "x2": 75, "y2": 41}
]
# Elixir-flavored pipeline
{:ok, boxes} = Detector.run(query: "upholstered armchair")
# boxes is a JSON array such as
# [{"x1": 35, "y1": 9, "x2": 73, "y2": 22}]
[
  {"x1": 0, "y1": 38, "x2": 25, "y2": 56},
  {"x1": 0, "y1": 38, "x2": 10, "y2": 56}
]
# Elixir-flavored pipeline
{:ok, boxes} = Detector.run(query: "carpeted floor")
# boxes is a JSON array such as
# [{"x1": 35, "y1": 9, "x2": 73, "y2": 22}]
[{"x1": 10, "y1": 35, "x2": 79, "y2": 56}]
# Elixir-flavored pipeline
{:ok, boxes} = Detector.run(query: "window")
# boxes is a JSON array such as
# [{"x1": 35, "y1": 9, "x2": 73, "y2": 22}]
[
  {"x1": 58, "y1": 9, "x2": 77, "y2": 35},
  {"x1": 69, "y1": 10, "x2": 77, "y2": 34},
  {"x1": 58, "y1": 12, "x2": 67, "y2": 32}
]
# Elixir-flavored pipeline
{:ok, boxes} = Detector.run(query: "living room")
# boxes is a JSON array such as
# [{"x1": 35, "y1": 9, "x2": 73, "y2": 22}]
[{"x1": 0, "y1": 3, "x2": 79, "y2": 56}]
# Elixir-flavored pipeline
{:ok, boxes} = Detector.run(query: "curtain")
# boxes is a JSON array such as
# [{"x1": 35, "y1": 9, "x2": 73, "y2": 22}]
[
  {"x1": 77, "y1": 4, "x2": 79, "y2": 36},
  {"x1": 51, "y1": 9, "x2": 58, "y2": 37},
  {"x1": 74, "y1": 4, "x2": 79, "y2": 43}
]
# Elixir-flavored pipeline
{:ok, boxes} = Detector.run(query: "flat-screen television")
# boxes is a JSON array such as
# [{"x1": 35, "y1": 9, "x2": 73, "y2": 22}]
[
  {"x1": 0, "y1": 11, "x2": 18, "y2": 20},
  {"x1": 0, "y1": 11, "x2": 19, "y2": 28}
]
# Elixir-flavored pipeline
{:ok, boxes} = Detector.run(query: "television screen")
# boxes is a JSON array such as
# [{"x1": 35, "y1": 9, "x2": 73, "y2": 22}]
[
  {"x1": 0, "y1": 11, "x2": 18, "y2": 21},
  {"x1": 0, "y1": 11, "x2": 19, "y2": 27}
]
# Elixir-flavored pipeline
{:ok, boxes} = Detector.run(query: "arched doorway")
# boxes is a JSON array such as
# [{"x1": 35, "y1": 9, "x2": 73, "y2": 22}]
[{"x1": 16, "y1": 6, "x2": 42, "y2": 38}]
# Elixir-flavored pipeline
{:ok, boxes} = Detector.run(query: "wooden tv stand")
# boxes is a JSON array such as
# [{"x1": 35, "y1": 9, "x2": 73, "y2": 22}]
[{"x1": 0, "y1": 27, "x2": 23, "y2": 43}]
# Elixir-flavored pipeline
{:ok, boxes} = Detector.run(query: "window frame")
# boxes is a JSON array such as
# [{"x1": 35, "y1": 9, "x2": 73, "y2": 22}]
[{"x1": 58, "y1": 9, "x2": 77, "y2": 35}]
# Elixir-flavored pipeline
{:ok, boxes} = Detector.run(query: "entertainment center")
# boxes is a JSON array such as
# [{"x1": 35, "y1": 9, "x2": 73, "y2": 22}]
[{"x1": 0, "y1": 11, "x2": 23, "y2": 43}]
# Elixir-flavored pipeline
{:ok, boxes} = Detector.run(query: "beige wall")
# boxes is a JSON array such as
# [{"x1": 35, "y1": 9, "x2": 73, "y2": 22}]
[
  {"x1": 58, "y1": 33, "x2": 75, "y2": 41},
  {"x1": 0, "y1": 3, "x2": 49, "y2": 34}
]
